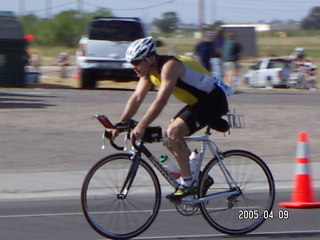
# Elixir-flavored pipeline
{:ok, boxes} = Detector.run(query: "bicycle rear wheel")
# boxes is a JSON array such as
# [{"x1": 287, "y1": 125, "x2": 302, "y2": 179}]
[
  {"x1": 199, "y1": 150, "x2": 275, "y2": 235},
  {"x1": 81, "y1": 153, "x2": 161, "y2": 239}
]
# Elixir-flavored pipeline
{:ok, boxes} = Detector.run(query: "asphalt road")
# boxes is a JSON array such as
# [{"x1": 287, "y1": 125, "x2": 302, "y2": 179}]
[
  {"x1": 1, "y1": 192, "x2": 320, "y2": 240},
  {"x1": 1, "y1": 87, "x2": 320, "y2": 239}
]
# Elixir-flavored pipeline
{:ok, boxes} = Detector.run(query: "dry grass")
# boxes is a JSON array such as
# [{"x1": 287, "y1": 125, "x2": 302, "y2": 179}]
[
  {"x1": 157, "y1": 36, "x2": 320, "y2": 82},
  {"x1": 32, "y1": 34, "x2": 319, "y2": 88}
]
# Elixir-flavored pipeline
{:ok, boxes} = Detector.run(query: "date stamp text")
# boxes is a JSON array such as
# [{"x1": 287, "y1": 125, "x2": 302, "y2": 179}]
[{"x1": 238, "y1": 209, "x2": 289, "y2": 220}]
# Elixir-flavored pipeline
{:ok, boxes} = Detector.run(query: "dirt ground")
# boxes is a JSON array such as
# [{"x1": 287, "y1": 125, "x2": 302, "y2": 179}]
[{"x1": 34, "y1": 56, "x2": 319, "y2": 90}]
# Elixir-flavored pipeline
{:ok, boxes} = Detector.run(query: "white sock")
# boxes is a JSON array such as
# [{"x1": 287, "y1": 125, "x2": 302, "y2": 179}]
[{"x1": 181, "y1": 176, "x2": 194, "y2": 187}]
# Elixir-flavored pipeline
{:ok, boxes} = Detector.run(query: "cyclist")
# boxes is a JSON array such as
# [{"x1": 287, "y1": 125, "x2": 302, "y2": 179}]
[{"x1": 110, "y1": 36, "x2": 233, "y2": 201}]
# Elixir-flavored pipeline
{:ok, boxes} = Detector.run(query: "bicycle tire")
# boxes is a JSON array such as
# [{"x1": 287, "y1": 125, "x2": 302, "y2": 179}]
[
  {"x1": 199, "y1": 150, "x2": 275, "y2": 235},
  {"x1": 81, "y1": 153, "x2": 161, "y2": 239}
]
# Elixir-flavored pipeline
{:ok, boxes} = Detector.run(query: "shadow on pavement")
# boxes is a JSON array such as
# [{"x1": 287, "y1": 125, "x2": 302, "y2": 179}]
[{"x1": 0, "y1": 92, "x2": 56, "y2": 109}]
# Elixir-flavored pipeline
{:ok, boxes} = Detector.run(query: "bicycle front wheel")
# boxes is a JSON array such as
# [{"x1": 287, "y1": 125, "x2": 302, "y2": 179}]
[
  {"x1": 81, "y1": 153, "x2": 161, "y2": 239},
  {"x1": 199, "y1": 150, "x2": 275, "y2": 235}
]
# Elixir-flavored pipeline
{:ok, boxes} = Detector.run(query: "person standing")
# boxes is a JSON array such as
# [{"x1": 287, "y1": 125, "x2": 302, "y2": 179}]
[
  {"x1": 210, "y1": 28, "x2": 224, "y2": 79},
  {"x1": 194, "y1": 33, "x2": 213, "y2": 72},
  {"x1": 56, "y1": 52, "x2": 70, "y2": 78},
  {"x1": 222, "y1": 31, "x2": 242, "y2": 89}
]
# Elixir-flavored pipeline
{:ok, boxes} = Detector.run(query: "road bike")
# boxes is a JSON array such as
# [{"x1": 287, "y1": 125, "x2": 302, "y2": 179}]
[{"x1": 81, "y1": 112, "x2": 275, "y2": 239}]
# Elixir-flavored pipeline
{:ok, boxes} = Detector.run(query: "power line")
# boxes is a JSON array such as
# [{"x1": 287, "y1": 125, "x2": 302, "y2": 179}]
[
  {"x1": 198, "y1": 0, "x2": 204, "y2": 35},
  {"x1": 83, "y1": 0, "x2": 174, "y2": 11},
  {"x1": 46, "y1": 0, "x2": 52, "y2": 18},
  {"x1": 19, "y1": 1, "x2": 75, "y2": 16},
  {"x1": 77, "y1": 0, "x2": 83, "y2": 13},
  {"x1": 19, "y1": 0, "x2": 25, "y2": 15}
]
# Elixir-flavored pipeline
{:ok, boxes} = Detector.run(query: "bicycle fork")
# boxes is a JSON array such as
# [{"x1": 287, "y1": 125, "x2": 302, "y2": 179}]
[{"x1": 117, "y1": 154, "x2": 141, "y2": 200}]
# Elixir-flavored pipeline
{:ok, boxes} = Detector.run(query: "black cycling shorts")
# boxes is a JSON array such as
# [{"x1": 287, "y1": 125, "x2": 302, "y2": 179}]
[{"x1": 174, "y1": 86, "x2": 229, "y2": 135}]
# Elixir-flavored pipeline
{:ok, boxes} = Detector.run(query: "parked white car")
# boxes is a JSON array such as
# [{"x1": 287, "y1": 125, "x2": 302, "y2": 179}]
[
  {"x1": 76, "y1": 17, "x2": 147, "y2": 88},
  {"x1": 244, "y1": 58, "x2": 293, "y2": 88}
]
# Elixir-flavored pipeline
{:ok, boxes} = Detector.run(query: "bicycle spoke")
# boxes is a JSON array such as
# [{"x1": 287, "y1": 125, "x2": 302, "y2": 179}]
[
  {"x1": 81, "y1": 153, "x2": 161, "y2": 239},
  {"x1": 199, "y1": 150, "x2": 275, "y2": 235}
]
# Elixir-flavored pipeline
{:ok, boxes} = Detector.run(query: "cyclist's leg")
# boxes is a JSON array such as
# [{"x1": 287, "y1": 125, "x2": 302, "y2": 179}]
[
  {"x1": 205, "y1": 86, "x2": 230, "y2": 132},
  {"x1": 165, "y1": 117, "x2": 197, "y2": 201},
  {"x1": 166, "y1": 117, "x2": 192, "y2": 177},
  {"x1": 165, "y1": 87, "x2": 229, "y2": 201}
]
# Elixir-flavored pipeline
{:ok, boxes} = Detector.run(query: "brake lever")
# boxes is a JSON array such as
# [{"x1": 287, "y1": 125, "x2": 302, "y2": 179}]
[
  {"x1": 124, "y1": 134, "x2": 128, "y2": 151},
  {"x1": 101, "y1": 131, "x2": 106, "y2": 150}
]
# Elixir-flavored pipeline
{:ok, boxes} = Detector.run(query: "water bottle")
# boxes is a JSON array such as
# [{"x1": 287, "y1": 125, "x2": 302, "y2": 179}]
[
  {"x1": 189, "y1": 150, "x2": 199, "y2": 177},
  {"x1": 160, "y1": 155, "x2": 181, "y2": 179}
]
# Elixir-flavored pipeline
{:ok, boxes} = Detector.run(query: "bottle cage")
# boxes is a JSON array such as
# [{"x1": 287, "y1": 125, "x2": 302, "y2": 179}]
[{"x1": 227, "y1": 109, "x2": 245, "y2": 129}]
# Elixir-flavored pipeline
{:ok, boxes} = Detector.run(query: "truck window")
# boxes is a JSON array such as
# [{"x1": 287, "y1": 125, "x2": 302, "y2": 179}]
[
  {"x1": 88, "y1": 20, "x2": 144, "y2": 41},
  {"x1": 268, "y1": 60, "x2": 286, "y2": 69}
]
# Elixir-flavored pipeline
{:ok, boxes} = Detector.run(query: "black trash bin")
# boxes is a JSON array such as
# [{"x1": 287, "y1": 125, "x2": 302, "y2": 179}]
[{"x1": 0, "y1": 11, "x2": 27, "y2": 87}]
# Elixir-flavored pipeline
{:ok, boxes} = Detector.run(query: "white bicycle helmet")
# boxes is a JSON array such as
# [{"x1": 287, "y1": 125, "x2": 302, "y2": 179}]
[{"x1": 126, "y1": 36, "x2": 156, "y2": 62}]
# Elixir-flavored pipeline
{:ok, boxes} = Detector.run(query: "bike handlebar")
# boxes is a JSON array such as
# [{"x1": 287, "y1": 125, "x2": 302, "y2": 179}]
[
  {"x1": 93, "y1": 114, "x2": 162, "y2": 152},
  {"x1": 93, "y1": 114, "x2": 116, "y2": 129}
]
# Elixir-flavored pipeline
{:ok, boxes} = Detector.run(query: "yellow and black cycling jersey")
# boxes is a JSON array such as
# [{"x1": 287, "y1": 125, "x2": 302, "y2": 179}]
[{"x1": 149, "y1": 55, "x2": 229, "y2": 105}]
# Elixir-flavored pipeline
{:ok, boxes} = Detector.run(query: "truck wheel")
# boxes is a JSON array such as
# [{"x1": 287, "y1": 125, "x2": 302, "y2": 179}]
[
  {"x1": 80, "y1": 69, "x2": 97, "y2": 89},
  {"x1": 244, "y1": 77, "x2": 250, "y2": 86},
  {"x1": 266, "y1": 77, "x2": 273, "y2": 88}
]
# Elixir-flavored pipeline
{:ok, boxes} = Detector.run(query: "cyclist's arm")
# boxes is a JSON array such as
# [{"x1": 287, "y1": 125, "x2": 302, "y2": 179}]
[
  {"x1": 135, "y1": 60, "x2": 184, "y2": 130},
  {"x1": 109, "y1": 76, "x2": 151, "y2": 139},
  {"x1": 119, "y1": 76, "x2": 152, "y2": 122}
]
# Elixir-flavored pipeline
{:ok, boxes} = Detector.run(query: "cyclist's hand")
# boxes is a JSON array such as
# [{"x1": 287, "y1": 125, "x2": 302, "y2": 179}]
[
  {"x1": 108, "y1": 128, "x2": 119, "y2": 140},
  {"x1": 130, "y1": 125, "x2": 145, "y2": 142}
]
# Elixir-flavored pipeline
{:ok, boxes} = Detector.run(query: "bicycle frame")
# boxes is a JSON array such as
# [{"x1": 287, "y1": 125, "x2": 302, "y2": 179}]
[
  {"x1": 131, "y1": 131, "x2": 241, "y2": 205},
  {"x1": 132, "y1": 142, "x2": 180, "y2": 189},
  {"x1": 94, "y1": 114, "x2": 243, "y2": 205},
  {"x1": 130, "y1": 131, "x2": 218, "y2": 190},
  {"x1": 183, "y1": 134, "x2": 242, "y2": 205}
]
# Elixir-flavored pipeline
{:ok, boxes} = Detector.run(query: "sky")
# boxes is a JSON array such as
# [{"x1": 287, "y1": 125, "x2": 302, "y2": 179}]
[{"x1": 1, "y1": 0, "x2": 320, "y2": 24}]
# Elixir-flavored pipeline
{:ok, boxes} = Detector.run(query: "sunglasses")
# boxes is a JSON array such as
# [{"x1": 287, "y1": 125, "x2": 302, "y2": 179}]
[{"x1": 130, "y1": 59, "x2": 144, "y2": 65}]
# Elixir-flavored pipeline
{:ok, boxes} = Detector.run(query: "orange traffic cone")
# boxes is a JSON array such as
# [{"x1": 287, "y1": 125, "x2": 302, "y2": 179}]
[
  {"x1": 72, "y1": 66, "x2": 80, "y2": 80},
  {"x1": 279, "y1": 132, "x2": 320, "y2": 208}
]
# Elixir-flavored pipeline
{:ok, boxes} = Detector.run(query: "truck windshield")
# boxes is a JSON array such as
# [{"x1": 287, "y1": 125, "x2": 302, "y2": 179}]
[
  {"x1": 88, "y1": 20, "x2": 144, "y2": 41},
  {"x1": 268, "y1": 60, "x2": 292, "y2": 69}
]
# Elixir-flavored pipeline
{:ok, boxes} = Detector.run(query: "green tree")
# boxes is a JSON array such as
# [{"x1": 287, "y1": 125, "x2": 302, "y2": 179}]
[
  {"x1": 36, "y1": 19, "x2": 55, "y2": 45},
  {"x1": 51, "y1": 10, "x2": 87, "y2": 47},
  {"x1": 19, "y1": 14, "x2": 39, "y2": 35},
  {"x1": 301, "y1": 6, "x2": 320, "y2": 30},
  {"x1": 19, "y1": 15, "x2": 55, "y2": 45},
  {"x1": 153, "y1": 12, "x2": 179, "y2": 33},
  {"x1": 18, "y1": 8, "x2": 113, "y2": 47},
  {"x1": 86, "y1": 8, "x2": 113, "y2": 20}
]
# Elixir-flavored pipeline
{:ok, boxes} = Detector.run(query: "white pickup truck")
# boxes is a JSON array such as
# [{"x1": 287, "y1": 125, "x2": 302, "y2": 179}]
[
  {"x1": 244, "y1": 58, "x2": 293, "y2": 88},
  {"x1": 76, "y1": 17, "x2": 148, "y2": 89}
]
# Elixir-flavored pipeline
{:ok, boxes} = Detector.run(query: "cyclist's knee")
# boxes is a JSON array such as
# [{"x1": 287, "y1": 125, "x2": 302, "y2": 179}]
[
  {"x1": 166, "y1": 119, "x2": 189, "y2": 141},
  {"x1": 166, "y1": 127, "x2": 179, "y2": 142}
]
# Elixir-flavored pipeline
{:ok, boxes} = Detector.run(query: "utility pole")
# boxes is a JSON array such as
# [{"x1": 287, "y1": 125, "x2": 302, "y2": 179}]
[
  {"x1": 211, "y1": 0, "x2": 216, "y2": 24},
  {"x1": 46, "y1": 0, "x2": 52, "y2": 18},
  {"x1": 19, "y1": 0, "x2": 25, "y2": 16},
  {"x1": 77, "y1": 0, "x2": 83, "y2": 13},
  {"x1": 198, "y1": 0, "x2": 204, "y2": 37}
]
